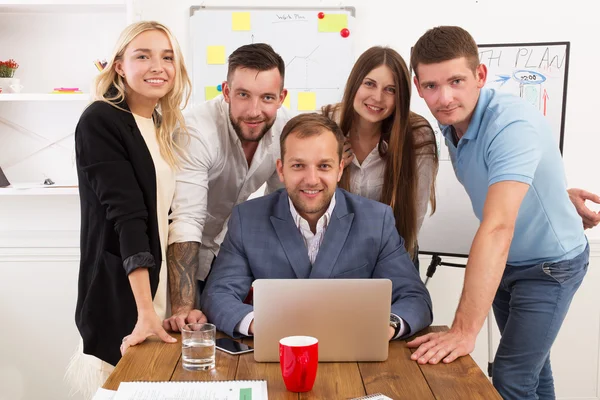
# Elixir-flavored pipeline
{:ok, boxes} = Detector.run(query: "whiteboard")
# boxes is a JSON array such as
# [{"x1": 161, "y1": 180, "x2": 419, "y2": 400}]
[
  {"x1": 189, "y1": 6, "x2": 356, "y2": 113},
  {"x1": 414, "y1": 42, "x2": 570, "y2": 256}
]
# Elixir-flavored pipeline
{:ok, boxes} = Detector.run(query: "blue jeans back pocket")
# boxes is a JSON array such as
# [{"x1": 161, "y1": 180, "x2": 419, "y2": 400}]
[
  {"x1": 542, "y1": 259, "x2": 573, "y2": 284},
  {"x1": 541, "y1": 244, "x2": 590, "y2": 284}
]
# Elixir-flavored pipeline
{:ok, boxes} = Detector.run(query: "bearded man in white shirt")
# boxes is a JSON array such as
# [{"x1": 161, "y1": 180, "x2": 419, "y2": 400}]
[{"x1": 164, "y1": 43, "x2": 294, "y2": 331}]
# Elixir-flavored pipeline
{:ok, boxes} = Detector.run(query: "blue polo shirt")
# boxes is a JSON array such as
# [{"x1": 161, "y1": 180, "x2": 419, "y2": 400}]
[{"x1": 441, "y1": 87, "x2": 586, "y2": 266}]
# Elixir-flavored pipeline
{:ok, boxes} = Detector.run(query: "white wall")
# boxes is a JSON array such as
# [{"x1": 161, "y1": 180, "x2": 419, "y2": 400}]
[
  {"x1": 0, "y1": 198, "x2": 82, "y2": 400},
  {"x1": 0, "y1": 230, "x2": 81, "y2": 400},
  {"x1": 0, "y1": 10, "x2": 125, "y2": 184},
  {"x1": 1, "y1": 1, "x2": 599, "y2": 399},
  {"x1": 0, "y1": 5, "x2": 125, "y2": 400}
]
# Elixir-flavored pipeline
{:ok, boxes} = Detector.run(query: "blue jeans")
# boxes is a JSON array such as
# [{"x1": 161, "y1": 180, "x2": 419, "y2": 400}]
[{"x1": 492, "y1": 244, "x2": 589, "y2": 399}]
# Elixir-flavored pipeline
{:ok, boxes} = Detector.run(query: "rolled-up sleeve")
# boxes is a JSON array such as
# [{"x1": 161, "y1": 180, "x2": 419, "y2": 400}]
[
  {"x1": 76, "y1": 105, "x2": 154, "y2": 272},
  {"x1": 169, "y1": 127, "x2": 214, "y2": 245}
]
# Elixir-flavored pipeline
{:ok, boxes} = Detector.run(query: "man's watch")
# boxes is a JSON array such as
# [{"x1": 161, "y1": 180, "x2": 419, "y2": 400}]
[{"x1": 389, "y1": 314, "x2": 402, "y2": 339}]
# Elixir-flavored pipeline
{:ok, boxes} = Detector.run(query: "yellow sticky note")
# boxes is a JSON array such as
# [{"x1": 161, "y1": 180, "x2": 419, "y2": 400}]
[
  {"x1": 205, "y1": 86, "x2": 221, "y2": 101},
  {"x1": 207, "y1": 46, "x2": 226, "y2": 65},
  {"x1": 283, "y1": 93, "x2": 291, "y2": 109},
  {"x1": 318, "y1": 13, "x2": 348, "y2": 33},
  {"x1": 298, "y1": 92, "x2": 316, "y2": 111},
  {"x1": 232, "y1": 12, "x2": 251, "y2": 31}
]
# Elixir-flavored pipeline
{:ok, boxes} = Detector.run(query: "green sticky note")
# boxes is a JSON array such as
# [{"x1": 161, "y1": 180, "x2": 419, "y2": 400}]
[
  {"x1": 207, "y1": 45, "x2": 226, "y2": 64},
  {"x1": 205, "y1": 86, "x2": 220, "y2": 100},
  {"x1": 318, "y1": 13, "x2": 348, "y2": 32},
  {"x1": 298, "y1": 92, "x2": 316, "y2": 111},
  {"x1": 232, "y1": 12, "x2": 251, "y2": 31},
  {"x1": 239, "y1": 388, "x2": 252, "y2": 400}
]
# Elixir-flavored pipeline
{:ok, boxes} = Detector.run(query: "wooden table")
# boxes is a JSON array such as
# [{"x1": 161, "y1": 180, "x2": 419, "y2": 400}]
[{"x1": 103, "y1": 326, "x2": 501, "y2": 399}]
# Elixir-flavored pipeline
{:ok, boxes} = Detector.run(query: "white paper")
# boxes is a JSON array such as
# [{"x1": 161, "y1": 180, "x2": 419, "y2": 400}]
[
  {"x1": 92, "y1": 388, "x2": 117, "y2": 400},
  {"x1": 113, "y1": 380, "x2": 267, "y2": 400},
  {"x1": 351, "y1": 394, "x2": 393, "y2": 400}
]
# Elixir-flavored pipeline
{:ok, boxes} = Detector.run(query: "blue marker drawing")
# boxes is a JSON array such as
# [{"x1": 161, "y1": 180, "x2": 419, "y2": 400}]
[
  {"x1": 512, "y1": 69, "x2": 546, "y2": 85},
  {"x1": 217, "y1": 84, "x2": 222, "y2": 92},
  {"x1": 493, "y1": 75, "x2": 511, "y2": 86}
]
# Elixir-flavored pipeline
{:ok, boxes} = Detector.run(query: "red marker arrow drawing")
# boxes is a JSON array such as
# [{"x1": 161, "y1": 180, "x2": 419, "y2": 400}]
[{"x1": 543, "y1": 89, "x2": 549, "y2": 116}]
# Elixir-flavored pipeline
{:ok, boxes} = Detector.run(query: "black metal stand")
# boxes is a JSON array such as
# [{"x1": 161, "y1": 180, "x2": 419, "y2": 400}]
[
  {"x1": 421, "y1": 252, "x2": 494, "y2": 379},
  {"x1": 424, "y1": 254, "x2": 471, "y2": 285}
]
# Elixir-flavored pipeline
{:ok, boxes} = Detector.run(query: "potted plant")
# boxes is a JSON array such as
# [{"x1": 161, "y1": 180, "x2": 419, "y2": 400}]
[{"x1": 0, "y1": 59, "x2": 20, "y2": 93}]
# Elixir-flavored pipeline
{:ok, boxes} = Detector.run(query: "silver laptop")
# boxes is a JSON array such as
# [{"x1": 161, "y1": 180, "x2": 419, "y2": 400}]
[{"x1": 252, "y1": 279, "x2": 392, "y2": 362}]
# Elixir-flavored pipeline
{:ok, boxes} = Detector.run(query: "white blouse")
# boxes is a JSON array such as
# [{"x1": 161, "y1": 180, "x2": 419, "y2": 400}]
[
  {"x1": 348, "y1": 128, "x2": 437, "y2": 233},
  {"x1": 133, "y1": 113, "x2": 176, "y2": 320}
]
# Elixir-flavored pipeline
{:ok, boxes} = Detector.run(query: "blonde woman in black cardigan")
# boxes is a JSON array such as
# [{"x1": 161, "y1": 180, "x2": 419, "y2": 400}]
[{"x1": 66, "y1": 21, "x2": 202, "y2": 398}]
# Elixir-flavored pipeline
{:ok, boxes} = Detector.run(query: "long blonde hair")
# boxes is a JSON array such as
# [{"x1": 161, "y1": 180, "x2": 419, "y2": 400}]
[
  {"x1": 323, "y1": 47, "x2": 438, "y2": 257},
  {"x1": 92, "y1": 21, "x2": 191, "y2": 167}
]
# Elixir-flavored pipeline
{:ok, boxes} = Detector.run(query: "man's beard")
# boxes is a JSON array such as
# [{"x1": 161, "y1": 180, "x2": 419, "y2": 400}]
[
  {"x1": 287, "y1": 187, "x2": 333, "y2": 219},
  {"x1": 229, "y1": 109, "x2": 275, "y2": 143}
]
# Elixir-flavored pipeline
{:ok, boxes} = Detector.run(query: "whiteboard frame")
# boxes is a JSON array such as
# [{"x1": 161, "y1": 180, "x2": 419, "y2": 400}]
[{"x1": 190, "y1": 5, "x2": 356, "y2": 17}]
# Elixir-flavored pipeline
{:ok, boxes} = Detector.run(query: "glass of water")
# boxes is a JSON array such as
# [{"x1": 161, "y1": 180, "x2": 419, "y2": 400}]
[{"x1": 181, "y1": 322, "x2": 216, "y2": 371}]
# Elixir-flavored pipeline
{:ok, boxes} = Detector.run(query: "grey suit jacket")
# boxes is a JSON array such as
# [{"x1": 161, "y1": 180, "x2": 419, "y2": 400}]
[{"x1": 202, "y1": 188, "x2": 433, "y2": 338}]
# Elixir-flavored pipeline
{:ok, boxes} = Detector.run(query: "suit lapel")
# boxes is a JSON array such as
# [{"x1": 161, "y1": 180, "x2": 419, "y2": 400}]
[
  {"x1": 310, "y1": 190, "x2": 354, "y2": 278},
  {"x1": 270, "y1": 191, "x2": 312, "y2": 279}
]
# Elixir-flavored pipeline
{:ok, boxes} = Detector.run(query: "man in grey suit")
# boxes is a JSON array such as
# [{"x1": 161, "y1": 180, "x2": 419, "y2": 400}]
[{"x1": 202, "y1": 113, "x2": 433, "y2": 340}]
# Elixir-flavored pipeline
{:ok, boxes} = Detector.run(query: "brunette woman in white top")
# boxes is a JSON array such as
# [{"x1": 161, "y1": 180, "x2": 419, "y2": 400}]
[
  {"x1": 323, "y1": 47, "x2": 439, "y2": 269},
  {"x1": 66, "y1": 21, "x2": 203, "y2": 398}
]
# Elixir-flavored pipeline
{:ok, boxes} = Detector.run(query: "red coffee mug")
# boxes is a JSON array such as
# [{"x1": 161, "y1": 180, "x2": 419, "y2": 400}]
[{"x1": 279, "y1": 336, "x2": 318, "y2": 392}]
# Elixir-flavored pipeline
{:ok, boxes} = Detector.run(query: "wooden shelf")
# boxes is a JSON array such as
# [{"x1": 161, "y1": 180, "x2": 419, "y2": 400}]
[
  {"x1": 0, "y1": 187, "x2": 79, "y2": 196},
  {"x1": 0, "y1": 93, "x2": 90, "y2": 102},
  {"x1": 0, "y1": 0, "x2": 126, "y2": 13}
]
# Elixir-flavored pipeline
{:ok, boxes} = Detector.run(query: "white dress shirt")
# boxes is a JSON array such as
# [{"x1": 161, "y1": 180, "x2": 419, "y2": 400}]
[
  {"x1": 236, "y1": 197, "x2": 407, "y2": 339},
  {"x1": 288, "y1": 196, "x2": 336, "y2": 264},
  {"x1": 168, "y1": 95, "x2": 294, "y2": 280}
]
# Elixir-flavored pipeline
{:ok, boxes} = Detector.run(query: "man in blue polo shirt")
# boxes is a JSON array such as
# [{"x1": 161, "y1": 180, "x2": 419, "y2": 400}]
[{"x1": 407, "y1": 26, "x2": 589, "y2": 399}]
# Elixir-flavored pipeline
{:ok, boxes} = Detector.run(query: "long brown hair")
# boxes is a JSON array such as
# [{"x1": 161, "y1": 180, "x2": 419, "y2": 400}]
[{"x1": 323, "y1": 46, "x2": 438, "y2": 256}]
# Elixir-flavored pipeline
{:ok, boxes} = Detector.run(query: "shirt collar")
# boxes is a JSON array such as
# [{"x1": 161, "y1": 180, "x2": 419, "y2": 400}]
[
  {"x1": 350, "y1": 141, "x2": 386, "y2": 168},
  {"x1": 288, "y1": 193, "x2": 337, "y2": 232}
]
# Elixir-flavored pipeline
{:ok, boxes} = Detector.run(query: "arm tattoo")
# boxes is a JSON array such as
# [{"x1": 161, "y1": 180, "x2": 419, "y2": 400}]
[{"x1": 167, "y1": 242, "x2": 200, "y2": 312}]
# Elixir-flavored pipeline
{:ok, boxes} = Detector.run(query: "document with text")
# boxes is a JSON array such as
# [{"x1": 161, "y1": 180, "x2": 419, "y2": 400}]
[{"x1": 112, "y1": 380, "x2": 267, "y2": 400}]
